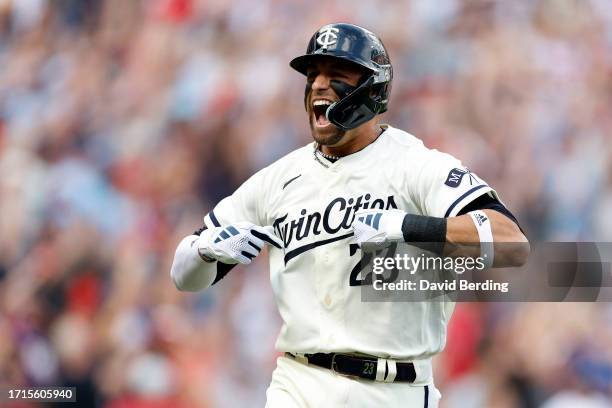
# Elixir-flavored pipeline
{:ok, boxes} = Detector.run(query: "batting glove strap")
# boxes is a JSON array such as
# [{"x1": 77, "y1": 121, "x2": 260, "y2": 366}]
[
  {"x1": 352, "y1": 209, "x2": 407, "y2": 250},
  {"x1": 198, "y1": 223, "x2": 282, "y2": 265}
]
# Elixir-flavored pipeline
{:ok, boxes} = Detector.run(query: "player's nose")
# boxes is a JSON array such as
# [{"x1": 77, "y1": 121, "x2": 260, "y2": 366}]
[{"x1": 311, "y1": 73, "x2": 331, "y2": 91}]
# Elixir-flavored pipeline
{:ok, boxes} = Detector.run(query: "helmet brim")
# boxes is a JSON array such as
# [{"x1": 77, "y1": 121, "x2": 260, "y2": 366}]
[{"x1": 290, "y1": 52, "x2": 375, "y2": 77}]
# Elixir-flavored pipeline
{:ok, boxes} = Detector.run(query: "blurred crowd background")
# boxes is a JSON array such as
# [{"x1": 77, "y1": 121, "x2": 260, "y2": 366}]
[{"x1": 0, "y1": 0, "x2": 611, "y2": 407}]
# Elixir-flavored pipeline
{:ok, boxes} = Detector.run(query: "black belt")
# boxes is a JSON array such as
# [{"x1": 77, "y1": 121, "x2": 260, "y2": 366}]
[{"x1": 286, "y1": 352, "x2": 416, "y2": 383}]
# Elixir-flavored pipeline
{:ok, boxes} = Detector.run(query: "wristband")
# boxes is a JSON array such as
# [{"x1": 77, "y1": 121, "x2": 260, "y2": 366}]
[
  {"x1": 468, "y1": 210, "x2": 494, "y2": 268},
  {"x1": 401, "y1": 214, "x2": 447, "y2": 255}
]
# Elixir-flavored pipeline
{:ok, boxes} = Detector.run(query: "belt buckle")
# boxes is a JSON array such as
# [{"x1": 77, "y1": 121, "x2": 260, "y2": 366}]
[
  {"x1": 330, "y1": 353, "x2": 354, "y2": 379},
  {"x1": 330, "y1": 354, "x2": 360, "y2": 380},
  {"x1": 330, "y1": 353, "x2": 339, "y2": 374}
]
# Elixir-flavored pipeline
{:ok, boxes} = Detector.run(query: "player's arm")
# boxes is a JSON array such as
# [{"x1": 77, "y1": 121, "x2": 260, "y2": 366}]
[
  {"x1": 351, "y1": 152, "x2": 529, "y2": 268},
  {"x1": 444, "y1": 194, "x2": 529, "y2": 266},
  {"x1": 351, "y1": 203, "x2": 529, "y2": 268},
  {"x1": 170, "y1": 223, "x2": 282, "y2": 292},
  {"x1": 445, "y1": 211, "x2": 528, "y2": 266},
  {"x1": 171, "y1": 228, "x2": 219, "y2": 292}
]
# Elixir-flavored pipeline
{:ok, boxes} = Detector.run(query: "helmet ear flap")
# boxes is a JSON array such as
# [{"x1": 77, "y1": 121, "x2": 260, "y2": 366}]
[
  {"x1": 370, "y1": 82, "x2": 391, "y2": 113},
  {"x1": 326, "y1": 76, "x2": 379, "y2": 130}
]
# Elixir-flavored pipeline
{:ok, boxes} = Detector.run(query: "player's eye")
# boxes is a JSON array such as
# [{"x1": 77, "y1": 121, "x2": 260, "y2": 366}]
[
  {"x1": 329, "y1": 70, "x2": 349, "y2": 80},
  {"x1": 306, "y1": 71, "x2": 318, "y2": 83}
]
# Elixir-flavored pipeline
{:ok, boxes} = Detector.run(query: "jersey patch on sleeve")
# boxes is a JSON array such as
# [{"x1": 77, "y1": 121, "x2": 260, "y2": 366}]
[{"x1": 444, "y1": 168, "x2": 467, "y2": 188}]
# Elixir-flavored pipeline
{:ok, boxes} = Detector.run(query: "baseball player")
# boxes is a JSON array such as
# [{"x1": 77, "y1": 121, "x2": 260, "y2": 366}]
[{"x1": 171, "y1": 23, "x2": 529, "y2": 407}]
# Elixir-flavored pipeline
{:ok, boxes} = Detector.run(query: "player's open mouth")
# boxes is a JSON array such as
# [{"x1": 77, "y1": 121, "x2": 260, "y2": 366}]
[{"x1": 312, "y1": 99, "x2": 334, "y2": 128}]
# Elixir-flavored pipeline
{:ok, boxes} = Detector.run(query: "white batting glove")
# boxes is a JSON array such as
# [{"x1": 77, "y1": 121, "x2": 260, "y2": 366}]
[
  {"x1": 351, "y1": 209, "x2": 407, "y2": 250},
  {"x1": 198, "y1": 222, "x2": 283, "y2": 264}
]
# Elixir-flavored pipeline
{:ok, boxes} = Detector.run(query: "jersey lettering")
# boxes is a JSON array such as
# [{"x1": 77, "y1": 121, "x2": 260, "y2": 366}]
[{"x1": 273, "y1": 193, "x2": 398, "y2": 262}]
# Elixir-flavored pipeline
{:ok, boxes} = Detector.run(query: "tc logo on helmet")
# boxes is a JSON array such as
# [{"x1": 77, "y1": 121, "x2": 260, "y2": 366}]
[{"x1": 316, "y1": 27, "x2": 340, "y2": 49}]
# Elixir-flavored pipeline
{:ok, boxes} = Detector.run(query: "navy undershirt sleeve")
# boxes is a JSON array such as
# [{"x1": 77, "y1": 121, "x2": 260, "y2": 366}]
[{"x1": 457, "y1": 194, "x2": 523, "y2": 233}]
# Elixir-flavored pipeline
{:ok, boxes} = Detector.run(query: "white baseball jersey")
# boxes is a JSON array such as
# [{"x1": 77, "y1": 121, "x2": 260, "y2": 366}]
[{"x1": 204, "y1": 125, "x2": 498, "y2": 360}]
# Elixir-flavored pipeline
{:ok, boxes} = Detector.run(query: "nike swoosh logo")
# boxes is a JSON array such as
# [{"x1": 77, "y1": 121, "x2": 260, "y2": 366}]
[{"x1": 282, "y1": 174, "x2": 302, "y2": 190}]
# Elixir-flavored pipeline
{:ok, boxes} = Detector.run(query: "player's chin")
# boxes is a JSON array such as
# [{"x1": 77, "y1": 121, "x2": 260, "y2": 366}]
[{"x1": 310, "y1": 114, "x2": 343, "y2": 145}]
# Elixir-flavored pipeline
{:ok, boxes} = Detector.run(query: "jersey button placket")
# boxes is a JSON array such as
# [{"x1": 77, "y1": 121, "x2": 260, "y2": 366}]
[
  {"x1": 323, "y1": 294, "x2": 332, "y2": 308},
  {"x1": 314, "y1": 180, "x2": 327, "y2": 348},
  {"x1": 317, "y1": 175, "x2": 340, "y2": 348},
  {"x1": 321, "y1": 249, "x2": 334, "y2": 310}
]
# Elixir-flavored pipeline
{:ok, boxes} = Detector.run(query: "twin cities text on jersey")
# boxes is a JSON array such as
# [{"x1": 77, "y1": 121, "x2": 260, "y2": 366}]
[{"x1": 273, "y1": 193, "x2": 398, "y2": 251}]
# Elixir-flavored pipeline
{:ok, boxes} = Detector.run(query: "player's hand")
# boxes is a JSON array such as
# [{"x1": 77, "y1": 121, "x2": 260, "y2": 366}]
[
  {"x1": 351, "y1": 209, "x2": 407, "y2": 251},
  {"x1": 198, "y1": 222, "x2": 283, "y2": 264}
]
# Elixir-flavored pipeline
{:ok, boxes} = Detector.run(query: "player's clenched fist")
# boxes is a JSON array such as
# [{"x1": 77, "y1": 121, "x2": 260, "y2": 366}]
[
  {"x1": 198, "y1": 222, "x2": 283, "y2": 264},
  {"x1": 350, "y1": 209, "x2": 407, "y2": 250}
]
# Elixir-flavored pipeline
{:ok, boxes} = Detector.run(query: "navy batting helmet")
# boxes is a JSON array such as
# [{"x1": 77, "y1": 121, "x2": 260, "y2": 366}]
[{"x1": 290, "y1": 23, "x2": 393, "y2": 130}]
